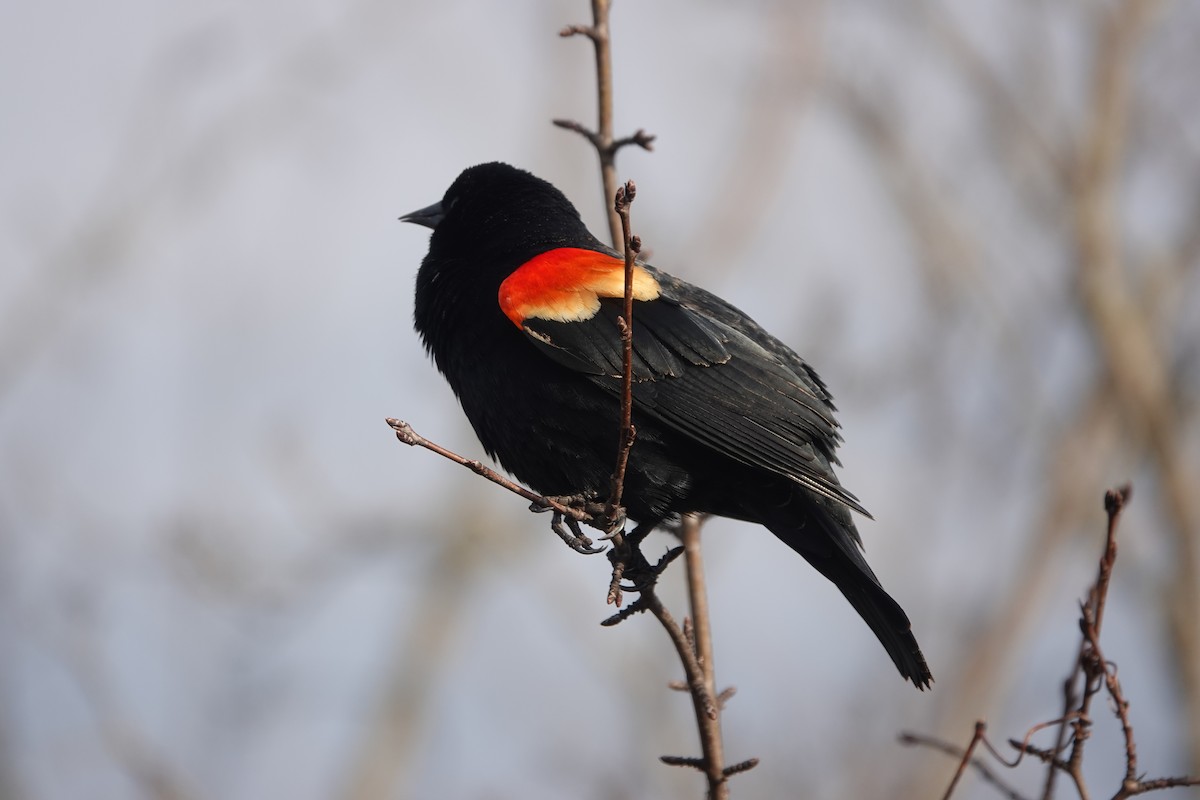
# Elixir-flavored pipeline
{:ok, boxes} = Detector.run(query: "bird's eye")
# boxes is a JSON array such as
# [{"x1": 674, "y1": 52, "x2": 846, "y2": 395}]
[{"x1": 443, "y1": 194, "x2": 461, "y2": 214}]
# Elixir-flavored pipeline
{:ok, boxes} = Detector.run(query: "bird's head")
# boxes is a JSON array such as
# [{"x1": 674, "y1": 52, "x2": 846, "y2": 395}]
[{"x1": 401, "y1": 162, "x2": 605, "y2": 265}]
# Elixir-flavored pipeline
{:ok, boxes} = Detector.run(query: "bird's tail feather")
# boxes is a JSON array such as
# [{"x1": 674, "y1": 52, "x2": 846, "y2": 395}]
[{"x1": 766, "y1": 507, "x2": 933, "y2": 690}]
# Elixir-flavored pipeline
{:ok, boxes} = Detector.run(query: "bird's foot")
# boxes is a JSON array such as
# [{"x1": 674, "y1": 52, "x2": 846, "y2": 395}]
[
  {"x1": 531, "y1": 492, "x2": 628, "y2": 553},
  {"x1": 598, "y1": 506, "x2": 627, "y2": 538},
  {"x1": 532, "y1": 492, "x2": 607, "y2": 519},
  {"x1": 546, "y1": 510, "x2": 605, "y2": 555}
]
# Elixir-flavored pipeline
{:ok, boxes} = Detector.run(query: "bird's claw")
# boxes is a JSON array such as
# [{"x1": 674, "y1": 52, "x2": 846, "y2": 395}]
[{"x1": 549, "y1": 510, "x2": 606, "y2": 555}]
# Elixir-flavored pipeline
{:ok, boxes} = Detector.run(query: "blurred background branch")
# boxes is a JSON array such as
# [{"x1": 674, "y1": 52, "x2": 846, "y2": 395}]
[{"x1": 904, "y1": 487, "x2": 1200, "y2": 799}]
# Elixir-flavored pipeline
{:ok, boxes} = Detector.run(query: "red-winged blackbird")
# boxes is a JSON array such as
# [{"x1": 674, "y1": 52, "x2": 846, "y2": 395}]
[{"x1": 403, "y1": 162, "x2": 932, "y2": 689}]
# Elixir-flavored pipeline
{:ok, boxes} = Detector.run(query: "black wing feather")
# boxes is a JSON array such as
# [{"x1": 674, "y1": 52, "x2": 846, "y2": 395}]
[
  {"x1": 519, "y1": 289, "x2": 868, "y2": 517},
  {"x1": 523, "y1": 295, "x2": 730, "y2": 379}
]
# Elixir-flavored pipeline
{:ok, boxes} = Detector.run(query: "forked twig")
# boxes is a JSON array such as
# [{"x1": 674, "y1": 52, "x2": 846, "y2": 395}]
[
  {"x1": 943, "y1": 722, "x2": 988, "y2": 800},
  {"x1": 898, "y1": 730, "x2": 1031, "y2": 800},
  {"x1": 903, "y1": 484, "x2": 1200, "y2": 799}
]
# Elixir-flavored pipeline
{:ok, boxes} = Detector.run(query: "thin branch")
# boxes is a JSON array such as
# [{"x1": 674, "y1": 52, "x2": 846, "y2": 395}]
[
  {"x1": 942, "y1": 721, "x2": 987, "y2": 800},
  {"x1": 1003, "y1": 714, "x2": 1081, "y2": 770},
  {"x1": 386, "y1": 418, "x2": 604, "y2": 554},
  {"x1": 612, "y1": 128, "x2": 657, "y2": 153},
  {"x1": 641, "y1": 588, "x2": 735, "y2": 799},
  {"x1": 644, "y1": 592, "x2": 716, "y2": 721},
  {"x1": 603, "y1": 181, "x2": 640, "y2": 531},
  {"x1": 722, "y1": 758, "x2": 760, "y2": 778},
  {"x1": 1009, "y1": 738, "x2": 1070, "y2": 772},
  {"x1": 558, "y1": 4, "x2": 741, "y2": 791},
  {"x1": 1119, "y1": 776, "x2": 1200, "y2": 797},
  {"x1": 899, "y1": 731, "x2": 1032, "y2": 800},
  {"x1": 391, "y1": 5, "x2": 747, "y2": 796},
  {"x1": 1052, "y1": 485, "x2": 1132, "y2": 799},
  {"x1": 386, "y1": 418, "x2": 584, "y2": 520},
  {"x1": 556, "y1": 6, "x2": 741, "y2": 795},
  {"x1": 1090, "y1": 486, "x2": 1128, "y2": 639},
  {"x1": 680, "y1": 512, "x2": 726, "y2": 794},
  {"x1": 660, "y1": 756, "x2": 707, "y2": 772},
  {"x1": 554, "y1": 0, "x2": 655, "y2": 249},
  {"x1": 1078, "y1": 618, "x2": 1134, "y2": 790},
  {"x1": 906, "y1": 485, "x2": 1199, "y2": 799}
]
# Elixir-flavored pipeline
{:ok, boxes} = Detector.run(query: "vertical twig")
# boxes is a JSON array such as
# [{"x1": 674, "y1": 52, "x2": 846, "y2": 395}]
[
  {"x1": 681, "y1": 512, "x2": 727, "y2": 797},
  {"x1": 1052, "y1": 486, "x2": 1131, "y2": 800},
  {"x1": 604, "y1": 182, "x2": 640, "y2": 529},
  {"x1": 557, "y1": 5, "x2": 738, "y2": 796},
  {"x1": 559, "y1": 0, "x2": 619, "y2": 247},
  {"x1": 588, "y1": 0, "x2": 619, "y2": 248},
  {"x1": 555, "y1": 0, "x2": 655, "y2": 250}
]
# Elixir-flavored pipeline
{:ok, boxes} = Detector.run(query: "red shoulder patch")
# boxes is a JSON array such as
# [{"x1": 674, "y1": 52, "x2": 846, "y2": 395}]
[{"x1": 498, "y1": 247, "x2": 662, "y2": 328}]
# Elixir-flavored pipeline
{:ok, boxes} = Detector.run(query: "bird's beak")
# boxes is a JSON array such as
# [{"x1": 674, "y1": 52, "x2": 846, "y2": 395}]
[{"x1": 400, "y1": 200, "x2": 445, "y2": 229}]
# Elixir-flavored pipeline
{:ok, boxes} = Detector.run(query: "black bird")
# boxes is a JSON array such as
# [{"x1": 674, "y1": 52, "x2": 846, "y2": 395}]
[{"x1": 403, "y1": 162, "x2": 932, "y2": 688}]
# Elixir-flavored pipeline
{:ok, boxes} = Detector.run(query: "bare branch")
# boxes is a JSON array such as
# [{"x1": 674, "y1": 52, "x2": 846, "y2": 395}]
[
  {"x1": 1120, "y1": 776, "x2": 1200, "y2": 797},
  {"x1": 905, "y1": 485, "x2": 1199, "y2": 799},
  {"x1": 386, "y1": 418, "x2": 605, "y2": 555},
  {"x1": 941, "y1": 721, "x2": 987, "y2": 800},
  {"x1": 899, "y1": 731, "x2": 1032, "y2": 800},
  {"x1": 612, "y1": 128, "x2": 657, "y2": 154},
  {"x1": 555, "y1": 0, "x2": 655, "y2": 249},
  {"x1": 722, "y1": 758, "x2": 760, "y2": 778},
  {"x1": 679, "y1": 512, "x2": 726, "y2": 793},
  {"x1": 558, "y1": 7, "x2": 742, "y2": 790},
  {"x1": 390, "y1": 6, "x2": 749, "y2": 796},
  {"x1": 551, "y1": 118, "x2": 604, "y2": 151},
  {"x1": 558, "y1": 23, "x2": 600, "y2": 43},
  {"x1": 388, "y1": 419, "x2": 584, "y2": 521},
  {"x1": 660, "y1": 755, "x2": 707, "y2": 772},
  {"x1": 603, "y1": 180, "x2": 640, "y2": 531},
  {"x1": 1053, "y1": 484, "x2": 1133, "y2": 797}
]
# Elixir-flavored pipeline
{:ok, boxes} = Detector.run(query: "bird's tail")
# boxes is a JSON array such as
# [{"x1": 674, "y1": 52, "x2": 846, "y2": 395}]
[{"x1": 765, "y1": 504, "x2": 933, "y2": 690}]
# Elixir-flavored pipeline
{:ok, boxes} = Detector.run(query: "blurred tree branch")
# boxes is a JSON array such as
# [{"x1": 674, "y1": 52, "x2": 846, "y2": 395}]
[
  {"x1": 824, "y1": 2, "x2": 1200, "y2": 794},
  {"x1": 1068, "y1": 0, "x2": 1200, "y2": 772},
  {"x1": 0, "y1": 0, "x2": 404, "y2": 401},
  {"x1": 338, "y1": 500, "x2": 491, "y2": 800}
]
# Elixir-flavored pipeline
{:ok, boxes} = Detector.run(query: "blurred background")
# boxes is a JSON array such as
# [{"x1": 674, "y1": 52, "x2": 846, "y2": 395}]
[{"x1": 2, "y1": 0, "x2": 1197, "y2": 798}]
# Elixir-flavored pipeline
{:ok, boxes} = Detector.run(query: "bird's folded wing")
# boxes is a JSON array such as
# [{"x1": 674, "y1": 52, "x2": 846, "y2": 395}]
[{"x1": 520, "y1": 295, "x2": 868, "y2": 516}]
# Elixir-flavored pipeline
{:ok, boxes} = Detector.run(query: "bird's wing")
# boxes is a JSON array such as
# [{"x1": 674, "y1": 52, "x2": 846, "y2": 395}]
[{"x1": 504, "y1": 250, "x2": 866, "y2": 516}]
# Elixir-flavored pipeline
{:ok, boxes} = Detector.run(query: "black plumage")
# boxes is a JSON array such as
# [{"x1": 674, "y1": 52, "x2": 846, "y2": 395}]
[{"x1": 405, "y1": 162, "x2": 932, "y2": 689}]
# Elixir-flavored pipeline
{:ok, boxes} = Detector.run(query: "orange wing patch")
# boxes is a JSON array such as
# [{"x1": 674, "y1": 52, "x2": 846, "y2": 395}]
[{"x1": 498, "y1": 247, "x2": 661, "y2": 328}]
